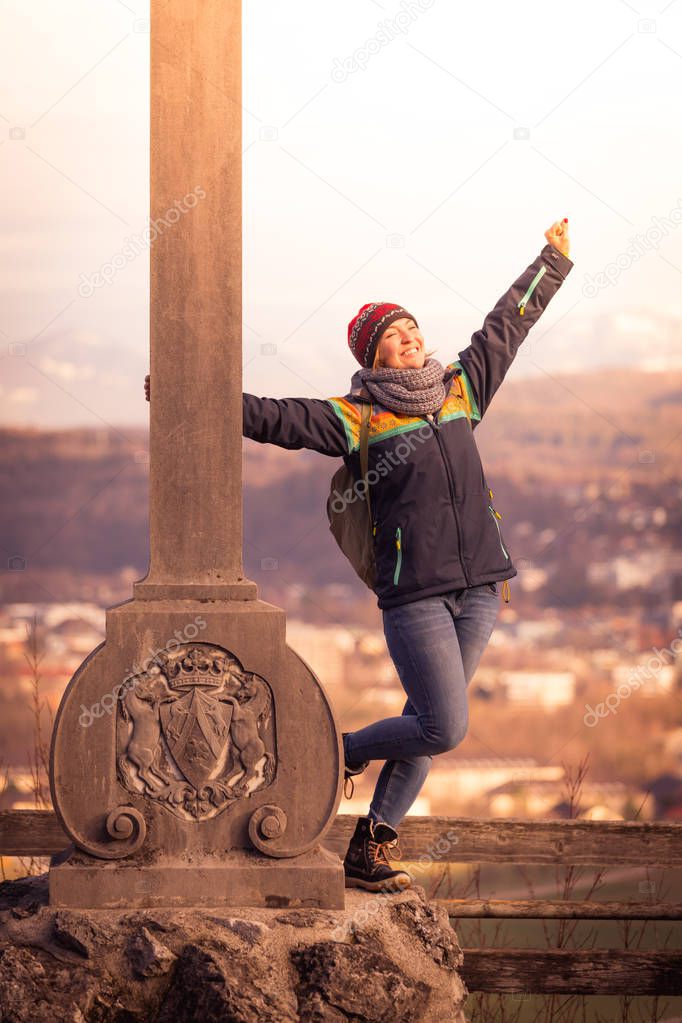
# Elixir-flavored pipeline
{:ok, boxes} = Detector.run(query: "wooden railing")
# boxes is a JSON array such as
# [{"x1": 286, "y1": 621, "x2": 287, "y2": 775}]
[{"x1": 2, "y1": 811, "x2": 681, "y2": 995}]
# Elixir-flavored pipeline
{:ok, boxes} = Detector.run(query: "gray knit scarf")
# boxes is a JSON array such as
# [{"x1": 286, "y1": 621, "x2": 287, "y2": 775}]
[{"x1": 355, "y1": 357, "x2": 458, "y2": 416}]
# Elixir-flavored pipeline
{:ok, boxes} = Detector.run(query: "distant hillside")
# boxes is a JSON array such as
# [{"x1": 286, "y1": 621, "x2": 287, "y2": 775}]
[
  {"x1": 472, "y1": 366, "x2": 682, "y2": 484},
  {"x1": 0, "y1": 367, "x2": 679, "y2": 607}
]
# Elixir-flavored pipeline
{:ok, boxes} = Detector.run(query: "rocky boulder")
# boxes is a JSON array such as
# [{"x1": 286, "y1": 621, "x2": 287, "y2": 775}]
[{"x1": 0, "y1": 873, "x2": 468, "y2": 1022}]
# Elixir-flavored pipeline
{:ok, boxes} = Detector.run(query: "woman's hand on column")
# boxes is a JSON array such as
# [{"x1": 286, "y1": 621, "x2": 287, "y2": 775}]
[{"x1": 544, "y1": 218, "x2": 570, "y2": 259}]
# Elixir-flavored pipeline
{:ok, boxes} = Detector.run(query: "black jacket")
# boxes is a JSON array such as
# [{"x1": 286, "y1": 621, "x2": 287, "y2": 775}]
[{"x1": 243, "y1": 243, "x2": 574, "y2": 609}]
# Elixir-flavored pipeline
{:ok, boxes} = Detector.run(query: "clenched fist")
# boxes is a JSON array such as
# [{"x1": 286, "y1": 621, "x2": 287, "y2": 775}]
[
  {"x1": 545, "y1": 219, "x2": 570, "y2": 259},
  {"x1": 144, "y1": 374, "x2": 150, "y2": 402}
]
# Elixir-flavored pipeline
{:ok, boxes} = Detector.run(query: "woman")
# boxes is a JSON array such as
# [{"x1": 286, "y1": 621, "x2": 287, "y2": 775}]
[{"x1": 145, "y1": 219, "x2": 573, "y2": 893}]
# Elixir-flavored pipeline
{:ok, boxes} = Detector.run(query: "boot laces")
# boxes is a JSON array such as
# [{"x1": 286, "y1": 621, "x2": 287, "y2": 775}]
[
  {"x1": 368, "y1": 836, "x2": 403, "y2": 865},
  {"x1": 343, "y1": 775, "x2": 355, "y2": 799}
]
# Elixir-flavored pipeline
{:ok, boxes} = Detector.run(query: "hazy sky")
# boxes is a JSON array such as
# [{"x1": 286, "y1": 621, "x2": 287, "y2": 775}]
[{"x1": 1, "y1": 0, "x2": 681, "y2": 428}]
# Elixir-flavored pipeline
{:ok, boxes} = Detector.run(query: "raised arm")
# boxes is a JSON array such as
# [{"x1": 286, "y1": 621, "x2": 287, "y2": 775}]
[
  {"x1": 243, "y1": 393, "x2": 351, "y2": 457},
  {"x1": 457, "y1": 221, "x2": 574, "y2": 422}
]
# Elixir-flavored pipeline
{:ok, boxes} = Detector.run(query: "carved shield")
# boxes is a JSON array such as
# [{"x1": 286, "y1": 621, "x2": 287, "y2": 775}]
[{"x1": 160, "y1": 688, "x2": 233, "y2": 791}]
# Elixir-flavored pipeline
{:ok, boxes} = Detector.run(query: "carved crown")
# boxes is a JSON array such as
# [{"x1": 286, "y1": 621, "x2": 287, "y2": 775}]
[{"x1": 152, "y1": 645, "x2": 235, "y2": 690}]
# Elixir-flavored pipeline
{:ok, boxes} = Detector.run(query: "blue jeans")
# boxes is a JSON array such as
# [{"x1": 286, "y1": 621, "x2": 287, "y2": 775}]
[{"x1": 342, "y1": 582, "x2": 500, "y2": 830}]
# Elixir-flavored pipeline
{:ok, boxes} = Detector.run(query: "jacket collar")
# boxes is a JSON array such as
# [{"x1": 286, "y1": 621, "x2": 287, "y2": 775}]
[{"x1": 349, "y1": 368, "x2": 370, "y2": 402}]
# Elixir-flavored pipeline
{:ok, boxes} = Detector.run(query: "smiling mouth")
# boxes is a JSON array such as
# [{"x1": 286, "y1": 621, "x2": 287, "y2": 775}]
[{"x1": 403, "y1": 347, "x2": 420, "y2": 356}]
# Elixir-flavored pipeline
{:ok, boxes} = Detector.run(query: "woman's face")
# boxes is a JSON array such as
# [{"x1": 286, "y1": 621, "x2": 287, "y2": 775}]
[{"x1": 374, "y1": 317, "x2": 425, "y2": 369}]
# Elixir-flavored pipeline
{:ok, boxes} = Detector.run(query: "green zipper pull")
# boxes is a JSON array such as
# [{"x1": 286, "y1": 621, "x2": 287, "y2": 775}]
[
  {"x1": 489, "y1": 505, "x2": 509, "y2": 559},
  {"x1": 393, "y1": 526, "x2": 403, "y2": 585},
  {"x1": 517, "y1": 264, "x2": 546, "y2": 316}
]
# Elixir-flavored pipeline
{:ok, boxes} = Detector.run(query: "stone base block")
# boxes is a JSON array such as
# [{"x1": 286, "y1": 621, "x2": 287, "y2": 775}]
[{"x1": 49, "y1": 844, "x2": 344, "y2": 910}]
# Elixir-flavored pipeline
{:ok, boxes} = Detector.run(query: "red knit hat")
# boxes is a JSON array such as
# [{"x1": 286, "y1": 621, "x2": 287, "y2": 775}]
[{"x1": 348, "y1": 302, "x2": 419, "y2": 368}]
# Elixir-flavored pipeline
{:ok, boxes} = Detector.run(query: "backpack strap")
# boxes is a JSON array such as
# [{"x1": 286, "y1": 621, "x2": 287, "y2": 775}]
[{"x1": 359, "y1": 390, "x2": 373, "y2": 528}]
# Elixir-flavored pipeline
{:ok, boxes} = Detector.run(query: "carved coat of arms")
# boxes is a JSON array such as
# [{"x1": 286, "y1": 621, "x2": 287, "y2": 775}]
[{"x1": 116, "y1": 644, "x2": 276, "y2": 821}]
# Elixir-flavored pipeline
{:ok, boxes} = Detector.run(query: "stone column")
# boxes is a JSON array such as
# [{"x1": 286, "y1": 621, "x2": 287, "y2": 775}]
[
  {"x1": 48, "y1": 0, "x2": 344, "y2": 910},
  {"x1": 135, "y1": 0, "x2": 255, "y2": 601}
]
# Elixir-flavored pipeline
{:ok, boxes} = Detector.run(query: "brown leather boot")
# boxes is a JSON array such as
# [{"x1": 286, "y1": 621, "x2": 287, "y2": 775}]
[
  {"x1": 343, "y1": 815, "x2": 412, "y2": 892},
  {"x1": 342, "y1": 731, "x2": 369, "y2": 799}
]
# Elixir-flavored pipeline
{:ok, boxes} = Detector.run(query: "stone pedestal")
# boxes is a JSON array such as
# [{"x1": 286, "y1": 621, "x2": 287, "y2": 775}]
[
  {"x1": 49, "y1": 600, "x2": 345, "y2": 908},
  {"x1": 1, "y1": 875, "x2": 470, "y2": 1023}
]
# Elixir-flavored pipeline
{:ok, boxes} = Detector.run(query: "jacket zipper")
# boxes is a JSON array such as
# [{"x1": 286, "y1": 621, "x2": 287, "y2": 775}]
[
  {"x1": 393, "y1": 526, "x2": 403, "y2": 585},
  {"x1": 517, "y1": 265, "x2": 546, "y2": 316},
  {"x1": 427, "y1": 417, "x2": 472, "y2": 586},
  {"x1": 488, "y1": 504, "x2": 509, "y2": 560}
]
